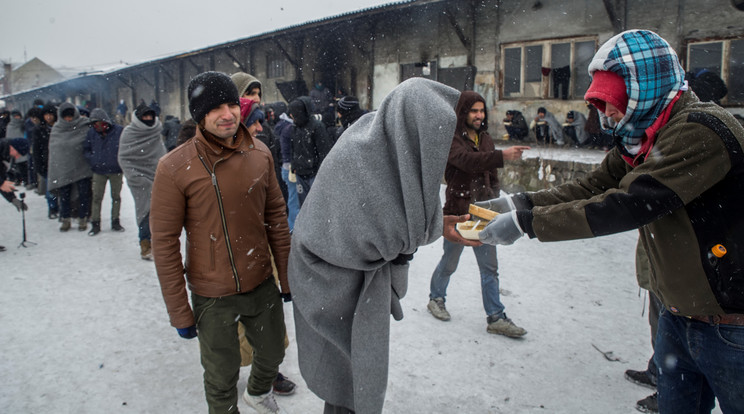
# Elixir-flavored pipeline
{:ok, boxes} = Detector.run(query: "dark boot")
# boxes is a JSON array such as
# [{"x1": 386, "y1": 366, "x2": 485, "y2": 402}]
[
  {"x1": 88, "y1": 221, "x2": 101, "y2": 236},
  {"x1": 111, "y1": 219, "x2": 125, "y2": 232}
]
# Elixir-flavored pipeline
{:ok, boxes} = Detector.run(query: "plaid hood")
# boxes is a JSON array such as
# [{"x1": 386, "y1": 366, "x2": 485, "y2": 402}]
[{"x1": 587, "y1": 30, "x2": 686, "y2": 154}]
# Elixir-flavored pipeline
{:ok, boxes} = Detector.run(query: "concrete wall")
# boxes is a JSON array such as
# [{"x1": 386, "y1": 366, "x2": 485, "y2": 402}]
[{"x1": 500, "y1": 156, "x2": 601, "y2": 193}]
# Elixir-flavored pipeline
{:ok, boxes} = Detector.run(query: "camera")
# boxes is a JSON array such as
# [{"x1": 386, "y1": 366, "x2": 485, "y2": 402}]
[{"x1": 20, "y1": 192, "x2": 26, "y2": 200}]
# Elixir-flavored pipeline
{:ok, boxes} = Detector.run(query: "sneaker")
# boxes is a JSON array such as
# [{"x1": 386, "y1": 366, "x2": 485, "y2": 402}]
[
  {"x1": 635, "y1": 392, "x2": 658, "y2": 413},
  {"x1": 48, "y1": 211, "x2": 59, "y2": 220},
  {"x1": 427, "y1": 298, "x2": 451, "y2": 321},
  {"x1": 272, "y1": 372, "x2": 296, "y2": 396},
  {"x1": 625, "y1": 369, "x2": 656, "y2": 390},
  {"x1": 243, "y1": 389, "x2": 287, "y2": 414},
  {"x1": 88, "y1": 221, "x2": 101, "y2": 236},
  {"x1": 487, "y1": 314, "x2": 527, "y2": 338}
]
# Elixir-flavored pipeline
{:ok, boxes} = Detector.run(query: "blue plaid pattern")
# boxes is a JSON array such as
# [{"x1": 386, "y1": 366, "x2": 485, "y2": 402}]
[{"x1": 593, "y1": 30, "x2": 685, "y2": 149}]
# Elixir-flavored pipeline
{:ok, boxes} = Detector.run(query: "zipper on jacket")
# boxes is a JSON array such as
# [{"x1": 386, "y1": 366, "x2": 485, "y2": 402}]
[{"x1": 197, "y1": 154, "x2": 241, "y2": 292}]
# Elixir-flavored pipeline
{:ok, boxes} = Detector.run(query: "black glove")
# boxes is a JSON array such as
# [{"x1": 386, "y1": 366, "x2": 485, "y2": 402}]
[
  {"x1": 176, "y1": 325, "x2": 197, "y2": 339},
  {"x1": 11, "y1": 198, "x2": 28, "y2": 212},
  {"x1": 281, "y1": 293, "x2": 292, "y2": 303},
  {"x1": 391, "y1": 251, "x2": 415, "y2": 265}
]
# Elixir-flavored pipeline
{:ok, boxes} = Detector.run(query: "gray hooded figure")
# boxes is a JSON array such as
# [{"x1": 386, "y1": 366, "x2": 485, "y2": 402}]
[{"x1": 288, "y1": 78, "x2": 461, "y2": 414}]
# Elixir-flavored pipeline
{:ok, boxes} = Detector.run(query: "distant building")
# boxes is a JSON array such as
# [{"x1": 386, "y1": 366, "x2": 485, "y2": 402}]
[
  {"x1": 0, "y1": 57, "x2": 64, "y2": 96},
  {"x1": 2, "y1": 0, "x2": 743, "y2": 124}
]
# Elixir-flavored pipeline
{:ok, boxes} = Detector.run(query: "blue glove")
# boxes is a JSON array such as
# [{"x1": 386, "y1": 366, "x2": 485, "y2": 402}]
[
  {"x1": 474, "y1": 195, "x2": 516, "y2": 213},
  {"x1": 177, "y1": 325, "x2": 197, "y2": 339},
  {"x1": 281, "y1": 293, "x2": 292, "y2": 303},
  {"x1": 479, "y1": 210, "x2": 524, "y2": 245}
]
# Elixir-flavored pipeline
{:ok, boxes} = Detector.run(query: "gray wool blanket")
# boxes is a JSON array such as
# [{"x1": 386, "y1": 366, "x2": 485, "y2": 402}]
[
  {"x1": 47, "y1": 103, "x2": 93, "y2": 191},
  {"x1": 288, "y1": 78, "x2": 460, "y2": 414},
  {"x1": 118, "y1": 115, "x2": 165, "y2": 226}
]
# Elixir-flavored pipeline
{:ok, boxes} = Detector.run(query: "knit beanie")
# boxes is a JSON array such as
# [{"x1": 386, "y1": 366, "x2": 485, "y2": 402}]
[
  {"x1": 188, "y1": 71, "x2": 240, "y2": 123},
  {"x1": 135, "y1": 103, "x2": 156, "y2": 126},
  {"x1": 584, "y1": 70, "x2": 629, "y2": 115},
  {"x1": 230, "y1": 72, "x2": 262, "y2": 98},
  {"x1": 337, "y1": 96, "x2": 360, "y2": 116},
  {"x1": 8, "y1": 137, "x2": 30, "y2": 156},
  {"x1": 239, "y1": 98, "x2": 265, "y2": 126}
]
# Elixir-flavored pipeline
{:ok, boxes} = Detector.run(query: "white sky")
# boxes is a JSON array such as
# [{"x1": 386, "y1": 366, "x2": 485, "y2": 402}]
[{"x1": 0, "y1": 0, "x2": 395, "y2": 69}]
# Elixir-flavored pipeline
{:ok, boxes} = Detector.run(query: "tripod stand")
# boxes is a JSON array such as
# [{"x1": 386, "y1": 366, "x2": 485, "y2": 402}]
[{"x1": 18, "y1": 192, "x2": 36, "y2": 248}]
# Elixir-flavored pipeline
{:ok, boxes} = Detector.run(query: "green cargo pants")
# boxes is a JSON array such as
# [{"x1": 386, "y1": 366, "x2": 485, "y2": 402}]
[{"x1": 192, "y1": 278, "x2": 286, "y2": 414}]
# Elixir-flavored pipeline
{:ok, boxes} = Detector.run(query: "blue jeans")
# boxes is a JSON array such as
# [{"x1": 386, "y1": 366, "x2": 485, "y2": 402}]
[
  {"x1": 654, "y1": 309, "x2": 744, "y2": 413},
  {"x1": 296, "y1": 174, "x2": 315, "y2": 207},
  {"x1": 429, "y1": 239, "x2": 505, "y2": 318},
  {"x1": 281, "y1": 167, "x2": 300, "y2": 232}
]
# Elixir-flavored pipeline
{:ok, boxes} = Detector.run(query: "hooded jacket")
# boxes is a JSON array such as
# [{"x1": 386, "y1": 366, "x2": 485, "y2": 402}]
[
  {"x1": 288, "y1": 96, "x2": 333, "y2": 177},
  {"x1": 443, "y1": 91, "x2": 503, "y2": 215},
  {"x1": 83, "y1": 109, "x2": 123, "y2": 175},
  {"x1": 514, "y1": 30, "x2": 744, "y2": 317},
  {"x1": 150, "y1": 123, "x2": 290, "y2": 329}
]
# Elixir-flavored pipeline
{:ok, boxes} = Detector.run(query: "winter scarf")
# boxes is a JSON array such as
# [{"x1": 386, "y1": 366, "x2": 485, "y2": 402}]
[
  {"x1": 118, "y1": 114, "x2": 165, "y2": 226},
  {"x1": 288, "y1": 78, "x2": 460, "y2": 414},
  {"x1": 587, "y1": 29, "x2": 686, "y2": 154},
  {"x1": 47, "y1": 103, "x2": 93, "y2": 191}
]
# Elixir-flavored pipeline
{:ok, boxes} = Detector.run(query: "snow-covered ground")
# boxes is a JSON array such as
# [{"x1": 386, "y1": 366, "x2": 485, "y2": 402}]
[{"x1": 0, "y1": 178, "x2": 722, "y2": 413}]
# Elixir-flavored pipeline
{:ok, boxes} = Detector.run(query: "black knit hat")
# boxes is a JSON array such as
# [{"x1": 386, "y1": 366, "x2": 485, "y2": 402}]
[{"x1": 188, "y1": 71, "x2": 240, "y2": 123}]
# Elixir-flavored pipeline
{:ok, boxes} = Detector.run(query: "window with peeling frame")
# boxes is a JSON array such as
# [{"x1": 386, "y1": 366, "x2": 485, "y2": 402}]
[{"x1": 500, "y1": 37, "x2": 597, "y2": 101}]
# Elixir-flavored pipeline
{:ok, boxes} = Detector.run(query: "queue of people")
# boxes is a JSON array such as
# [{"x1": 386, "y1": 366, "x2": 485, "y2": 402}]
[{"x1": 3, "y1": 29, "x2": 743, "y2": 414}]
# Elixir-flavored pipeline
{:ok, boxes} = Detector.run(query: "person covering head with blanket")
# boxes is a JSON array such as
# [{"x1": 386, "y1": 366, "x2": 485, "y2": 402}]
[
  {"x1": 47, "y1": 102, "x2": 94, "y2": 231},
  {"x1": 476, "y1": 30, "x2": 744, "y2": 413},
  {"x1": 288, "y1": 78, "x2": 463, "y2": 414},
  {"x1": 118, "y1": 104, "x2": 165, "y2": 260}
]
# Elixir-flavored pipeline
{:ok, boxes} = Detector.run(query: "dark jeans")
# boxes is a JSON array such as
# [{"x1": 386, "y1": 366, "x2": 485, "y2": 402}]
[
  {"x1": 138, "y1": 213, "x2": 150, "y2": 242},
  {"x1": 654, "y1": 309, "x2": 744, "y2": 413},
  {"x1": 58, "y1": 177, "x2": 92, "y2": 219},
  {"x1": 192, "y1": 279, "x2": 286, "y2": 414},
  {"x1": 646, "y1": 291, "x2": 662, "y2": 383}
]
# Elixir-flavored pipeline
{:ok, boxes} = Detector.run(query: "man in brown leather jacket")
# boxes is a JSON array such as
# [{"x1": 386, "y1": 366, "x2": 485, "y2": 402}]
[{"x1": 150, "y1": 71, "x2": 291, "y2": 414}]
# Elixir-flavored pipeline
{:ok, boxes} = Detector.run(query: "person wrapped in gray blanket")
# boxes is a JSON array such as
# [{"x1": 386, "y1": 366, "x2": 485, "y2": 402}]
[{"x1": 289, "y1": 78, "x2": 478, "y2": 414}]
